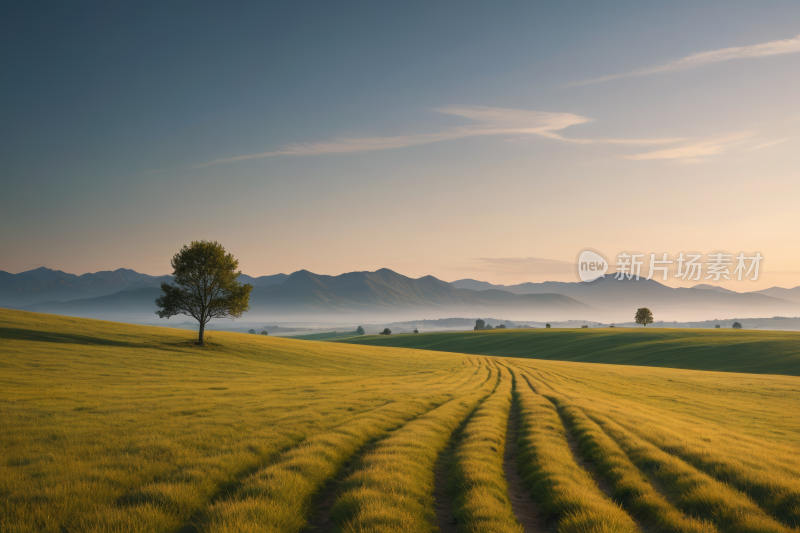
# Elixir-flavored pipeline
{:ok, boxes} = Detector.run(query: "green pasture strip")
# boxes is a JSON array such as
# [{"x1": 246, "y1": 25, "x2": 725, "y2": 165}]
[
  {"x1": 585, "y1": 411, "x2": 791, "y2": 533},
  {"x1": 512, "y1": 369, "x2": 640, "y2": 533},
  {"x1": 448, "y1": 363, "x2": 523, "y2": 533},
  {"x1": 334, "y1": 328, "x2": 800, "y2": 376},
  {"x1": 329, "y1": 366, "x2": 500, "y2": 533}
]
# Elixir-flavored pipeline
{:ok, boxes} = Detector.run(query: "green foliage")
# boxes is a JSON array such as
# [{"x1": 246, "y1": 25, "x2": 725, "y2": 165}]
[
  {"x1": 248, "y1": 329, "x2": 256, "y2": 334},
  {"x1": 733, "y1": 322, "x2": 742, "y2": 329},
  {"x1": 260, "y1": 330, "x2": 269, "y2": 335},
  {"x1": 379, "y1": 327, "x2": 392, "y2": 335},
  {"x1": 413, "y1": 328, "x2": 419, "y2": 334},
  {"x1": 474, "y1": 319, "x2": 485, "y2": 331},
  {"x1": 635, "y1": 307, "x2": 654, "y2": 326},
  {"x1": 546, "y1": 323, "x2": 551, "y2": 328},
  {"x1": 356, "y1": 325, "x2": 365, "y2": 335},
  {"x1": 155, "y1": 240, "x2": 253, "y2": 345}
]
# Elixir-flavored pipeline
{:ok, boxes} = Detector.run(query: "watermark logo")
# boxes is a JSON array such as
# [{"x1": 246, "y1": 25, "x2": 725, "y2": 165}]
[
  {"x1": 577, "y1": 249, "x2": 609, "y2": 282},
  {"x1": 576, "y1": 249, "x2": 763, "y2": 283}
]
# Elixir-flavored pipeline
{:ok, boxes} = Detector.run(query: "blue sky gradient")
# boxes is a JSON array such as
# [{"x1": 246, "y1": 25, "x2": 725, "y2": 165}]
[{"x1": 2, "y1": 1, "x2": 799, "y2": 287}]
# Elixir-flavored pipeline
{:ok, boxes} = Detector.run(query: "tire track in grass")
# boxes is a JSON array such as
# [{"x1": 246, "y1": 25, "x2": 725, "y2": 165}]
[
  {"x1": 434, "y1": 440, "x2": 460, "y2": 533},
  {"x1": 504, "y1": 377, "x2": 549, "y2": 533}
]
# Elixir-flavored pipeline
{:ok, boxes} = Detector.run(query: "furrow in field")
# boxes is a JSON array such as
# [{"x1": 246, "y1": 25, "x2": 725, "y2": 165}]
[
  {"x1": 327, "y1": 367, "x2": 500, "y2": 533},
  {"x1": 441, "y1": 363, "x2": 525, "y2": 533},
  {"x1": 585, "y1": 410, "x2": 792, "y2": 533},
  {"x1": 302, "y1": 361, "x2": 492, "y2": 533},
  {"x1": 504, "y1": 382, "x2": 550, "y2": 533},
  {"x1": 542, "y1": 395, "x2": 718, "y2": 533},
  {"x1": 601, "y1": 414, "x2": 800, "y2": 529},
  {"x1": 193, "y1": 397, "x2": 446, "y2": 533},
  {"x1": 511, "y1": 368, "x2": 640, "y2": 533},
  {"x1": 174, "y1": 363, "x2": 494, "y2": 533}
]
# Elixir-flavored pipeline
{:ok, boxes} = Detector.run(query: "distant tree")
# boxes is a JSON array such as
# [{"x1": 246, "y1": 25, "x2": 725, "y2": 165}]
[
  {"x1": 260, "y1": 330, "x2": 269, "y2": 335},
  {"x1": 485, "y1": 324, "x2": 493, "y2": 330},
  {"x1": 248, "y1": 329, "x2": 256, "y2": 334},
  {"x1": 609, "y1": 325, "x2": 615, "y2": 328},
  {"x1": 356, "y1": 325, "x2": 365, "y2": 335},
  {"x1": 715, "y1": 324, "x2": 721, "y2": 329},
  {"x1": 634, "y1": 308, "x2": 654, "y2": 327},
  {"x1": 581, "y1": 325, "x2": 588, "y2": 329},
  {"x1": 474, "y1": 319, "x2": 485, "y2": 331},
  {"x1": 380, "y1": 328, "x2": 392, "y2": 335},
  {"x1": 732, "y1": 322, "x2": 742, "y2": 329},
  {"x1": 413, "y1": 328, "x2": 419, "y2": 334},
  {"x1": 156, "y1": 241, "x2": 253, "y2": 346},
  {"x1": 496, "y1": 324, "x2": 506, "y2": 329},
  {"x1": 545, "y1": 323, "x2": 551, "y2": 329}
]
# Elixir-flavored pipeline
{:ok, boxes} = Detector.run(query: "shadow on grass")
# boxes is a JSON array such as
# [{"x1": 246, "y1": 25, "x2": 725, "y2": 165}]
[{"x1": 0, "y1": 327, "x2": 142, "y2": 348}]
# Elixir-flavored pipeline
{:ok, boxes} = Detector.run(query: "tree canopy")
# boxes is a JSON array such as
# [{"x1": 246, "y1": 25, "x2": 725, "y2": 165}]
[
  {"x1": 356, "y1": 326, "x2": 365, "y2": 335},
  {"x1": 634, "y1": 308, "x2": 654, "y2": 327},
  {"x1": 155, "y1": 240, "x2": 253, "y2": 345}
]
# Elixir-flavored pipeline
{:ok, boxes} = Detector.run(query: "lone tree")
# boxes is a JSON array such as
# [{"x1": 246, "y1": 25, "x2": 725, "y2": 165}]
[
  {"x1": 260, "y1": 330, "x2": 269, "y2": 336},
  {"x1": 634, "y1": 308, "x2": 654, "y2": 327},
  {"x1": 380, "y1": 328, "x2": 392, "y2": 335},
  {"x1": 356, "y1": 326, "x2": 365, "y2": 335},
  {"x1": 413, "y1": 328, "x2": 419, "y2": 334},
  {"x1": 474, "y1": 319, "x2": 485, "y2": 331},
  {"x1": 248, "y1": 329, "x2": 256, "y2": 334},
  {"x1": 732, "y1": 321, "x2": 742, "y2": 329},
  {"x1": 545, "y1": 323, "x2": 551, "y2": 329},
  {"x1": 156, "y1": 240, "x2": 253, "y2": 346}
]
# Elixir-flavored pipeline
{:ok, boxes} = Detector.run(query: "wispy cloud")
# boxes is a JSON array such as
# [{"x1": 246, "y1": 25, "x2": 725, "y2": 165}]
[
  {"x1": 572, "y1": 33, "x2": 800, "y2": 86},
  {"x1": 749, "y1": 137, "x2": 794, "y2": 150},
  {"x1": 621, "y1": 131, "x2": 755, "y2": 161},
  {"x1": 190, "y1": 106, "x2": 593, "y2": 169}
]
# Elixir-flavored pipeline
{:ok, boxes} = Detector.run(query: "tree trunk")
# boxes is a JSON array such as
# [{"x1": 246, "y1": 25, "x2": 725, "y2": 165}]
[{"x1": 198, "y1": 321, "x2": 205, "y2": 345}]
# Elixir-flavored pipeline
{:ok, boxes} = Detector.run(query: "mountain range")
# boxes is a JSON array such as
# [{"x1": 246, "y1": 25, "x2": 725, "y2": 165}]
[{"x1": 2, "y1": 267, "x2": 799, "y2": 323}]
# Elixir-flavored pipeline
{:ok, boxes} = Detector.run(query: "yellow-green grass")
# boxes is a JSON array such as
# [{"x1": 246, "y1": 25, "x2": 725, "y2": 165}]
[
  {"x1": 510, "y1": 361, "x2": 800, "y2": 533},
  {"x1": 0, "y1": 309, "x2": 481, "y2": 533},
  {"x1": 549, "y1": 395, "x2": 717, "y2": 533},
  {"x1": 4, "y1": 309, "x2": 800, "y2": 533},
  {"x1": 512, "y1": 369, "x2": 640, "y2": 533},
  {"x1": 329, "y1": 367, "x2": 499, "y2": 532},
  {"x1": 334, "y1": 328, "x2": 800, "y2": 375},
  {"x1": 196, "y1": 363, "x2": 493, "y2": 532},
  {"x1": 586, "y1": 413, "x2": 790, "y2": 533},
  {"x1": 446, "y1": 364, "x2": 523, "y2": 533}
]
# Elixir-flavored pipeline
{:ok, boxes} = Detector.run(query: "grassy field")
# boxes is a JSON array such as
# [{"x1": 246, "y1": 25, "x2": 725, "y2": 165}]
[
  {"x1": 333, "y1": 328, "x2": 800, "y2": 375},
  {"x1": 2, "y1": 309, "x2": 799, "y2": 533}
]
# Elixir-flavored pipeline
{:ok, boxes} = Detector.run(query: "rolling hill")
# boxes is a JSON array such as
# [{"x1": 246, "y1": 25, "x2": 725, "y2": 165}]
[
  {"x1": 334, "y1": 327, "x2": 800, "y2": 376},
  {"x1": 2, "y1": 309, "x2": 800, "y2": 532}
]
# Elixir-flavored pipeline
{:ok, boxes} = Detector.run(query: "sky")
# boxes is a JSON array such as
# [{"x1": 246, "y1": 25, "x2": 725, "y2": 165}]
[{"x1": 2, "y1": 1, "x2": 799, "y2": 290}]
